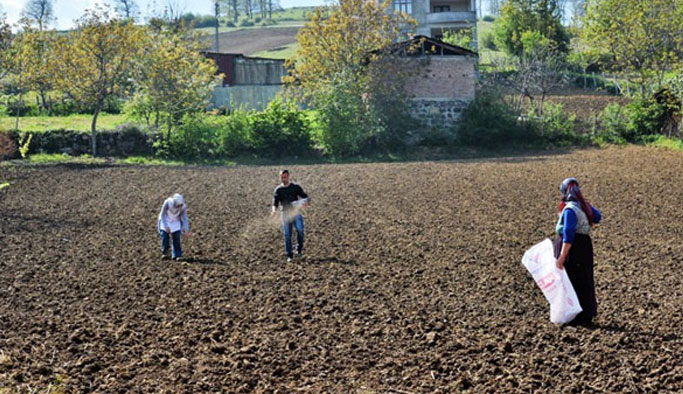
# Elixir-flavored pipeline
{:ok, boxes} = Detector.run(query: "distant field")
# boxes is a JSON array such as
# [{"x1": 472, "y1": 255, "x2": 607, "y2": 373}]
[
  {"x1": 199, "y1": 18, "x2": 501, "y2": 63},
  {"x1": 253, "y1": 42, "x2": 299, "y2": 60},
  {"x1": 0, "y1": 114, "x2": 133, "y2": 132},
  {"x1": 199, "y1": 26, "x2": 300, "y2": 56}
]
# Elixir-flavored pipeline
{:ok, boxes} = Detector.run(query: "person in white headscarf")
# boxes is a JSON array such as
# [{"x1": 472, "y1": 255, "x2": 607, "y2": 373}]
[{"x1": 158, "y1": 193, "x2": 190, "y2": 260}]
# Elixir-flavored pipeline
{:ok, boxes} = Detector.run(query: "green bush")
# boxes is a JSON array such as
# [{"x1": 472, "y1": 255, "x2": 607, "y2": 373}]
[
  {"x1": 457, "y1": 93, "x2": 537, "y2": 147},
  {"x1": 592, "y1": 103, "x2": 628, "y2": 144},
  {"x1": 215, "y1": 109, "x2": 251, "y2": 157},
  {"x1": 530, "y1": 103, "x2": 584, "y2": 146},
  {"x1": 165, "y1": 115, "x2": 220, "y2": 160},
  {"x1": 313, "y1": 84, "x2": 378, "y2": 156},
  {"x1": 226, "y1": 21, "x2": 236, "y2": 27},
  {"x1": 483, "y1": 15, "x2": 495, "y2": 22},
  {"x1": 593, "y1": 99, "x2": 666, "y2": 144},
  {"x1": 247, "y1": 100, "x2": 313, "y2": 156},
  {"x1": 239, "y1": 19, "x2": 254, "y2": 27},
  {"x1": 625, "y1": 99, "x2": 665, "y2": 140}
]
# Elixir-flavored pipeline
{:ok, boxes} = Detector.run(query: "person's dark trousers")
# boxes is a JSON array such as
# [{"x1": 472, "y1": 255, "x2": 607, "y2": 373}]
[
  {"x1": 282, "y1": 214, "x2": 304, "y2": 258},
  {"x1": 160, "y1": 230, "x2": 182, "y2": 258}
]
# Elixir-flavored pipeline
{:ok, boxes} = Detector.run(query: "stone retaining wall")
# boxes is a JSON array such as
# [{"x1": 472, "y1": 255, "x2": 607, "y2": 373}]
[{"x1": 1, "y1": 127, "x2": 154, "y2": 159}]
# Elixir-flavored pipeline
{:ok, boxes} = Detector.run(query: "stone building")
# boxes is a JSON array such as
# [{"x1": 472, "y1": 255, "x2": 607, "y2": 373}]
[{"x1": 391, "y1": 36, "x2": 478, "y2": 127}]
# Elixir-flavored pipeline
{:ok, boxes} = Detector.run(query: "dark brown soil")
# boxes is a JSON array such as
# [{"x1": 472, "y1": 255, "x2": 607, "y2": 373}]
[
  {"x1": 200, "y1": 27, "x2": 300, "y2": 56},
  {"x1": 546, "y1": 88, "x2": 632, "y2": 124},
  {"x1": 1, "y1": 146, "x2": 681, "y2": 393}
]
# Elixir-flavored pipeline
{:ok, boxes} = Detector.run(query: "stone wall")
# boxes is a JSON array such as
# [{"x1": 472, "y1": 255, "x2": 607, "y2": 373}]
[
  {"x1": 1, "y1": 127, "x2": 154, "y2": 159},
  {"x1": 410, "y1": 98, "x2": 470, "y2": 127}
]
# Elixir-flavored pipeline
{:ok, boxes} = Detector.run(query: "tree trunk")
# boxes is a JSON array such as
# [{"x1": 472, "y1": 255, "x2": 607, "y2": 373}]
[
  {"x1": 15, "y1": 92, "x2": 22, "y2": 131},
  {"x1": 39, "y1": 89, "x2": 48, "y2": 112},
  {"x1": 91, "y1": 105, "x2": 101, "y2": 157}
]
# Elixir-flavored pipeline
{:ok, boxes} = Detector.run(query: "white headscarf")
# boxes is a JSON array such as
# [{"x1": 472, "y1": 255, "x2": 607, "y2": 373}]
[{"x1": 172, "y1": 193, "x2": 184, "y2": 207}]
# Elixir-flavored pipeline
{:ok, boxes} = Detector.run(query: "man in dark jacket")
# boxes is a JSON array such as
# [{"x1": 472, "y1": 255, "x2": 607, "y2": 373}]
[{"x1": 271, "y1": 169, "x2": 310, "y2": 262}]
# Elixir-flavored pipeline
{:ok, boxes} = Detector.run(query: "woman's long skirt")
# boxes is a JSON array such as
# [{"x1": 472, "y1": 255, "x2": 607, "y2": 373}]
[{"x1": 554, "y1": 233, "x2": 597, "y2": 322}]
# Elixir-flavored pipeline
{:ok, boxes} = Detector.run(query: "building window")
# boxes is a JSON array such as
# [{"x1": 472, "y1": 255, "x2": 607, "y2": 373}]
[
  {"x1": 433, "y1": 5, "x2": 450, "y2": 12},
  {"x1": 394, "y1": 0, "x2": 412, "y2": 14}
]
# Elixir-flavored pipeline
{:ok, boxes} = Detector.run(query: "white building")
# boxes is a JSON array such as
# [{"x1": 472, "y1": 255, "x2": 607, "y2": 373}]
[{"x1": 393, "y1": 0, "x2": 477, "y2": 50}]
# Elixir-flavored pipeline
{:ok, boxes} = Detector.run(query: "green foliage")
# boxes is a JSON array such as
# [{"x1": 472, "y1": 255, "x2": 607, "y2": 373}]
[
  {"x1": 582, "y1": 0, "x2": 683, "y2": 97},
  {"x1": 593, "y1": 103, "x2": 628, "y2": 144},
  {"x1": 286, "y1": 0, "x2": 417, "y2": 157},
  {"x1": 26, "y1": 153, "x2": 106, "y2": 164},
  {"x1": 247, "y1": 100, "x2": 313, "y2": 156},
  {"x1": 529, "y1": 102, "x2": 583, "y2": 146},
  {"x1": 216, "y1": 109, "x2": 250, "y2": 157},
  {"x1": 166, "y1": 114, "x2": 220, "y2": 160},
  {"x1": 457, "y1": 92, "x2": 537, "y2": 147},
  {"x1": 481, "y1": 33, "x2": 497, "y2": 50},
  {"x1": 239, "y1": 19, "x2": 255, "y2": 27},
  {"x1": 625, "y1": 99, "x2": 665, "y2": 140},
  {"x1": 312, "y1": 81, "x2": 376, "y2": 156},
  {"x1": 18, "y1": 132, "x2": 33, "y2": 158},
  {"x1": 133, "y1": 23, "x2": 219, "y2": 137},
  {"x1": 441, "y1": 28, "x2": 473, "y2": 49},
  {"x1": 225, "y1": 21, "x2": 236, "y2": 27},
  {"x1": 482, "y1": 15, "x2": 495, "y2": 22},
  {"x1": 156, "y1": 100, "x2": 314, "y2": 159},
  {"x1": 493, "y1": 0, "x2": 569, "y2": 57},
  {"x1": 645, "y1": 135, "x2": 683, "y2": 152},
  {"x1": 594, "y1": 99, "x2": 666, "y2": 144}
]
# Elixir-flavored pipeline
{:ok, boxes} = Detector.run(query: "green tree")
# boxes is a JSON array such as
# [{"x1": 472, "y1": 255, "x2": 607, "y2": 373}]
[
  {"x1": 10, "y1": 20, "x2": 58, "y2": 112},
  {"x1": 493, "y1": 0, "x2": 569, "y2": 56},
  {"x1": 0, "y1": 12, "x2": 13, "y2": 81},
  {"x1": 582, "y1": 0, "x2": 683, "y2": 97},
  {"x1": 285, "y1": 0, "x2": 416, "y2": 156},
  {"x1": 441, "y1": 28, "x2": 473, "y2": 49},
  {"x1": 130, "y1": 24, "x2": 219, "y2": 138},
  {"x1": 52, "y1": 6, "x2": 144, "y2": 156}
]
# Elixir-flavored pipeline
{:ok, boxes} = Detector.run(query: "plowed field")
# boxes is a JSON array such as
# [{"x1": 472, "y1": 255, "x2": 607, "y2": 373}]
[{"x1": 1, "y1": 146, "x2": 681, "y2": 393}]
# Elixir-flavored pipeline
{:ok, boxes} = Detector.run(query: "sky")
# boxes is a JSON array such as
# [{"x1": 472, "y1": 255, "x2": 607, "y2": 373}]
[
  {"x1": 1, "y1": 0, "x2": 574, "y2": 30},
  {"x1": 0, "y1": 0, "x2": 328, "y2": 30}
]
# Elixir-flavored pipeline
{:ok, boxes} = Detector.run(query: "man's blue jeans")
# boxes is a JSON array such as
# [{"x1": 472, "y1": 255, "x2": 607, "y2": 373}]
[
  {"x1": 160, "y1": 230, "x2": 182, "y2": 258},
  {"x1": 282, "y1": 214, "x2": 304, "y2": 258}
]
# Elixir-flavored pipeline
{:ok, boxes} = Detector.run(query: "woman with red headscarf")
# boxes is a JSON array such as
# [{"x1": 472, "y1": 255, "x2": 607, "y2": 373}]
[{"x1": 554, "y1": 177, "x2": 602, "y2": 326}]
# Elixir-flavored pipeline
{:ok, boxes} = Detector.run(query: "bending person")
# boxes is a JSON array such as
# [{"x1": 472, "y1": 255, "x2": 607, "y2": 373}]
[{"x1": 158, "y1": 193, "x2": 191, "y2": 261}]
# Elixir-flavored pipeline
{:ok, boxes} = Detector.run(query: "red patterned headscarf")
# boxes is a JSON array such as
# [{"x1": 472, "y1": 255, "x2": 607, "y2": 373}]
[{"x1": 558, "y1": 178, "x2": 594, "y2": 224}]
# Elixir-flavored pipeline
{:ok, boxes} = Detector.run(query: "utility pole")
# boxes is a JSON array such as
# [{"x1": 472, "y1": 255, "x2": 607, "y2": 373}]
[{"x1": 214, "y1": 0, "x2": 220, "y2": 52}]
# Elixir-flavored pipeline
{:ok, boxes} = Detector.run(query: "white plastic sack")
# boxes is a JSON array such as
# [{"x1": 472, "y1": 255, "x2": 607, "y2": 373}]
[
  {"x1": 291, "y1": 198, "x2": 309, "y2": 207},
  {"x1": 521, "y1": 239, "x2": 582, "y2": 324}
]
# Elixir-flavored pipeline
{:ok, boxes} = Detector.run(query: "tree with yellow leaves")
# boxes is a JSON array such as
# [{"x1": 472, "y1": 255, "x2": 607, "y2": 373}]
[
  {"x1": 52, "y1": 6, "x2": 144, "y2": 156},
  {"x1": 9, "y1": 19, "x2": 58, "y2": 113},
  {"x1": 582, "y1": 0, "x2": 683, "y2": 97},
  {"x1": 129, "y1": 22, "x2": 219, "y2": 138},
  {"x1": 285, "y1": 0, "x2": 417, "y2": 156}
]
